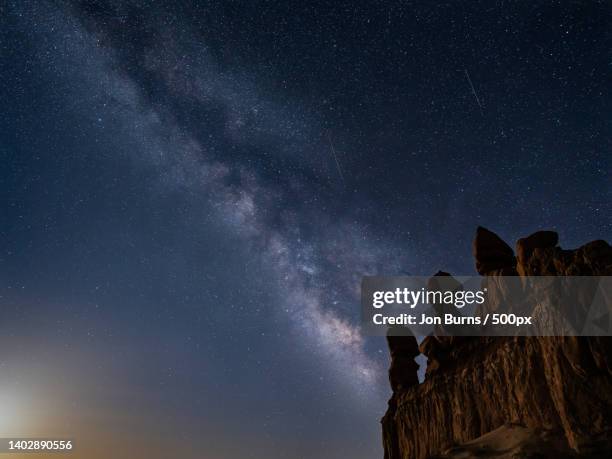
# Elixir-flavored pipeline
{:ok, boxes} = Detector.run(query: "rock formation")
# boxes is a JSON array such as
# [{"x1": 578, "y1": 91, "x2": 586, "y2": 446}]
[{"x1": 382, "y1": 227, "x2": 612, "y2": 459}]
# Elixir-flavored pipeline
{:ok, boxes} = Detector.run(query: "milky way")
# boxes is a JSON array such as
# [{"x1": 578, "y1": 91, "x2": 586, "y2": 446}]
[{"x1": 53, "y1": 1, "x2": 410, "y2": 391}]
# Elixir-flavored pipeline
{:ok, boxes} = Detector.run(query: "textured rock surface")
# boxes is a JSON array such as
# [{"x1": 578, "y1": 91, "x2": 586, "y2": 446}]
[
  {"x1": 430, "y1": 424, "x2": 576, "y2": 459},
  {"x1": 382, "y1": 228, "x2": 612, "y2": 459},
  {"x1": 516, "y1": 231, "x2": 559, "y2": 276}
]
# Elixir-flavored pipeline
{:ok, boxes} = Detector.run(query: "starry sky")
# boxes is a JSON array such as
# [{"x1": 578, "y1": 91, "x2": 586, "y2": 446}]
[{"x1": 1, "y1": 1, "x2": 610, "y2": 458}]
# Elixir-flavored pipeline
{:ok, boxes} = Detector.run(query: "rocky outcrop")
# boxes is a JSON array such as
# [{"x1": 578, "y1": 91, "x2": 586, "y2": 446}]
[
  {"x1": 382, "y1": 228, "x2": 612, "y2": 459},
  {"x1": 473, "y1": 226, "x2": 516, "y2": 275},
  {"x1": 515, "y1": 230, "x2": 558, "y2": 276},
  {"x1": 384, "y1": 327, "x2": 421, "y2": 459},
  {"x1": 387, "y1": 326, "x2": 421, "y2": 392}
]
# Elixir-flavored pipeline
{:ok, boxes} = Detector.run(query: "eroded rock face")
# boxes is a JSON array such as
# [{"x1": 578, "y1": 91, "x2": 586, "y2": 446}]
[
  {"x1": 382, "y1": 228, "x2": 612, "y2": 459},
  {"x1": 430, "y1": 424, "x2": 577, "y2": 459}
]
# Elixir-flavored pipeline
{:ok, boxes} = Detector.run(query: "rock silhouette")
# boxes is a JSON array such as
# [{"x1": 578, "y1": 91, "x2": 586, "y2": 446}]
[{"x1": 382, "y1": 228, "x2": 612, "y2": 459}]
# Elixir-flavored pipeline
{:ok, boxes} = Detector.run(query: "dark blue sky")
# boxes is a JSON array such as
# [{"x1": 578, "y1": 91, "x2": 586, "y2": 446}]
[{"x1": 1, "y1": 1, "x2": 610, "y2": 458}]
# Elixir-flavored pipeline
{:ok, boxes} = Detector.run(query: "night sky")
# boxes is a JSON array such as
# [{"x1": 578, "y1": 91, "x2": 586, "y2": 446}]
[{"x1": 1, "y1": 1, "x2": 611, "y2": 458}]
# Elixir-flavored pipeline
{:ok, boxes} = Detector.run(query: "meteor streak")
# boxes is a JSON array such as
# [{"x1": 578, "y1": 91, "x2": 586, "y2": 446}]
[{"x1": 464, "y1": 68, "x2": 484, "y2": 115}]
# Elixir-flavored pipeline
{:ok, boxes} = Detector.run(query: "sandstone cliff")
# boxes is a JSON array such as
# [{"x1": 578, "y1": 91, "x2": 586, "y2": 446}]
[{"x1": 382, "y1": 228, "x2": 612, "y2": 459}]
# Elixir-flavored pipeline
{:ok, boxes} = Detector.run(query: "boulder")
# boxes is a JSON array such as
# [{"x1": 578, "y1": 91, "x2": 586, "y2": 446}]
[{"x1": 473, "y1": 226, "x2": 516, "y2": 275}]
